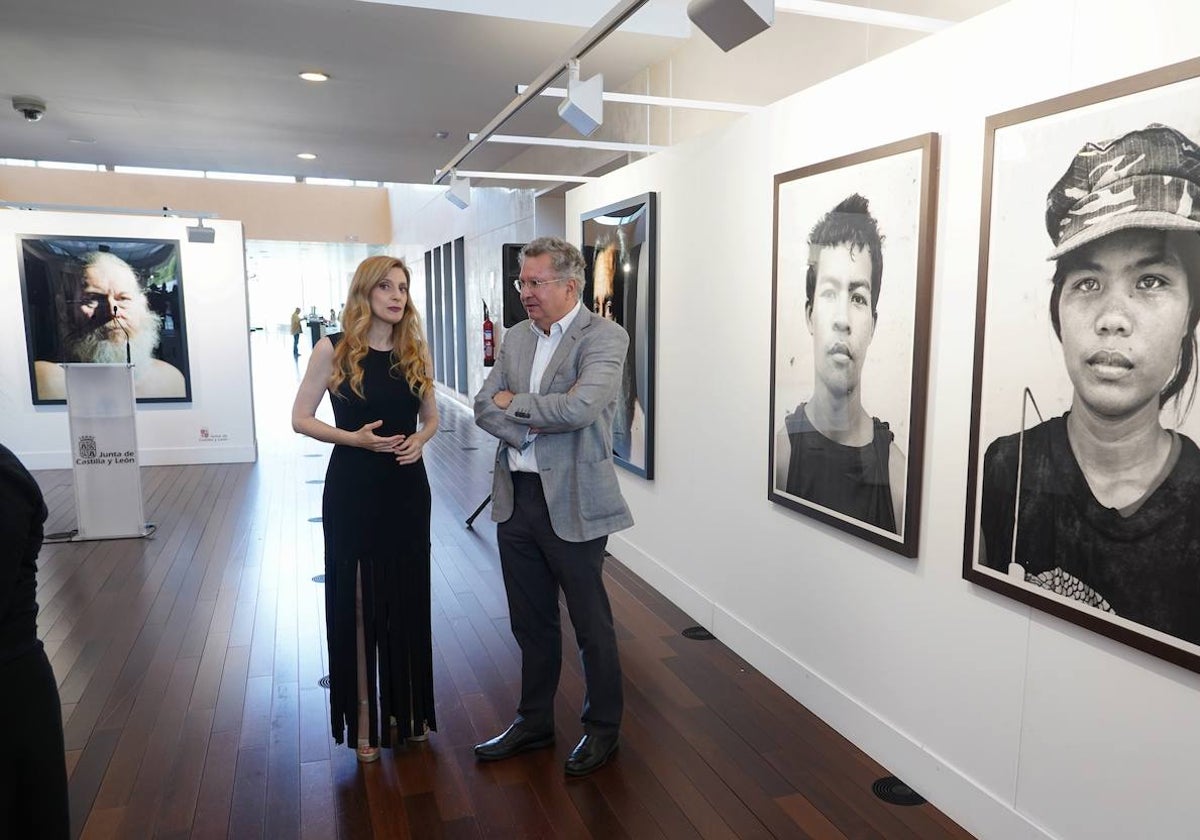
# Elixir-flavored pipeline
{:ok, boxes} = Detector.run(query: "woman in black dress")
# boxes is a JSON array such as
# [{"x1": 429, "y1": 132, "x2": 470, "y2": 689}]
[{"x1": 292, "y1": 256, "x2": 438, "y2": 762}]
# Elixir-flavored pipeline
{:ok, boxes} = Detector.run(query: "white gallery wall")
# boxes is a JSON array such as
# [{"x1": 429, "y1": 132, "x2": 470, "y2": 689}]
[
  {"x1": 0, "y1": 211, "x2": 256, "y2": 468},
  {"x1": 388, "y1": 183, "x2": 564, "y2": 402},
  {"x1": 562, "y1": 1, "x2": 1200, "y2": 838}
]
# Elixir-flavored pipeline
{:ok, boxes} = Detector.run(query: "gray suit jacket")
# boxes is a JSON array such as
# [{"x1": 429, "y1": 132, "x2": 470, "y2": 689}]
[{"x1": 473, "y1": 306, "x2": 634, "y2": 543}]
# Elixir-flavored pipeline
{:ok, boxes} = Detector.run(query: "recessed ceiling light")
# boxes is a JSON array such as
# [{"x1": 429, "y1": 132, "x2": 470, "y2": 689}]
[
  {"x1": 434, "y1": 130, "x2": 449, "y2": 140},
  {"x1": 67, "y1": 136, "x2": 96, "y2": 144},
  {"x1": 297, "y1": 152, "x2": 317, "y2": 160},
  {"x1": 299, "y1": 71, "x2": 329, "y2": 82}
]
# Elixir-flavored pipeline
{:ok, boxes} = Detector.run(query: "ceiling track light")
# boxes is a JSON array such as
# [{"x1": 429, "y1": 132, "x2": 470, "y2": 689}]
[
  {"x1": 557, "y1": 59, "x2": 604, "y2": 137},
  {"x1": 687, "y1": 0, "x2": 774, "y2": 52},
  {"x1": 470, "y1": 132, "x2": 665, "y2": 154},
  {"x1": 186, "y1": 218, "x2": 216, "y2": 243},
  {"x1": 433, "y1": 0, "x2": 652, "y2": 185},
  {"x1": 774, "y1": 0, "x2": 951, "y2": 32},
  {"x1": 517, "y1": 84, "x2": 760, "y2": 114},
  {"x1": 450, "y1": 170, "x2": 598, "y2": 184},
  {"x1": 445, "y1": 172, "x2": 470, "y2": 209}
]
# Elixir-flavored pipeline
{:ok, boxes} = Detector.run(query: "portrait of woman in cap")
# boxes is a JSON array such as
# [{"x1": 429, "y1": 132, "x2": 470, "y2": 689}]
[{"x1": 978, "y1": 123, "x2": 1200, "y2": 646}]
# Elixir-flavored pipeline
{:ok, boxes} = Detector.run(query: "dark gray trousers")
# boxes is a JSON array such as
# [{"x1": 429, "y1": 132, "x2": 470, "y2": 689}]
[{"x1": 497, "y1": 472, "x2": 623, "y2": 735}]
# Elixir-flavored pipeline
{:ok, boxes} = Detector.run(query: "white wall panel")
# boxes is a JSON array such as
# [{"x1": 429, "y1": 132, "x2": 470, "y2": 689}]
[
  {"x1": 564, "y1": 1, "x2": 1200, "y2": 838},
  {"x1": 0, "y1": 211, "x2": 255, "y2": 468},
  {"x1": 388, "y1": 183, "x2": 539, "y2": 402}
]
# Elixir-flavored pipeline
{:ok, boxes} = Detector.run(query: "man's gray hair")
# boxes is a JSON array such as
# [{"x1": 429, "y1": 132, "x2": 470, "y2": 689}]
[
  {"x1": 520, "y1": 236, "x2": 586, "y2": 285},
  {"x1": 83, "y1": 250, "x2": 142, "y2": 286}
]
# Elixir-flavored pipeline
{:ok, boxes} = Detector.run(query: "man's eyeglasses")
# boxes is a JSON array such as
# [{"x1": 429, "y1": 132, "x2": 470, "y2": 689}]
[{"x1": 513, "y1": 277, "x2": 565, "y2": 293}]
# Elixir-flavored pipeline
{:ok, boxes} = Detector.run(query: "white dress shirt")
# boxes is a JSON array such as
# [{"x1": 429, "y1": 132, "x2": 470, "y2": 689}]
[{"x1": 507, "y1": 300, "x2": 583, "y2": 473}]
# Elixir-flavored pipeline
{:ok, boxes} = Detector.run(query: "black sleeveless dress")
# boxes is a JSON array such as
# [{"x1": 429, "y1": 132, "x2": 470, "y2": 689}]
[{"x1": 323, "y1": 335, "x2": 435, "y2": 747}]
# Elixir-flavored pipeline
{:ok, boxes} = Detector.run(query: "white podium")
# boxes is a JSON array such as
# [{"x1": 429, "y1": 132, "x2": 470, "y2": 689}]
[{"x1": 62, "y1": 363, "x2": 151, "y2": 540}]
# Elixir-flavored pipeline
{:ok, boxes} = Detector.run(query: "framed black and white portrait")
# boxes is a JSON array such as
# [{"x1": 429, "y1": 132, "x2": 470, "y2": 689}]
[
  {"x1": 18, "y1": 235, "x2": 192, "y2": 404},
  {"x1": 581, "y1": 192, "x2": 657, "y2": 479},
  {"x1": 768, "y1": 134, "x2": 938, "y2": 557},
  {"x1": 964, "y1": 57, "x2": 1200, "y2": 673}
]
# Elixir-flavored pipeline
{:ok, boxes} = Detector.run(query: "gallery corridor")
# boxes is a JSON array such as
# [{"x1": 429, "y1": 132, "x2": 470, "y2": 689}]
[{"x1": 30, "y1": 330, "x2": 974, "y2": 838}]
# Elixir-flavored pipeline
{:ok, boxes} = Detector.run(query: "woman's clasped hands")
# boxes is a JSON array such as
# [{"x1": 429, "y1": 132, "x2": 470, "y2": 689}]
[{"x1": 351, "y1": 420, "x2": 424, "y2": 464}]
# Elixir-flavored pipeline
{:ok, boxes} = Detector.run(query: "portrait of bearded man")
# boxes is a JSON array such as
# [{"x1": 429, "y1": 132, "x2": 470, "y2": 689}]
[{"x1": 22, "y1": 242, "x2": 189, "y2": 403}]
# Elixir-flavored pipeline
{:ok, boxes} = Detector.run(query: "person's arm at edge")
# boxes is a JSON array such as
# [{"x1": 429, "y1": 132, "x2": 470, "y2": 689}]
[
  {"x1": 0, "y1": 448, "x2": 43, "y2": 615},
  {"x1": 774, "y1": 427, "x2": 791, "y2": 492},
  {"x1": 0, "y1": 477, "x2": 34, "y2": 618},
  {"x1": 978, "y1": 437, "x2": 1017, "y2": 572},
  {"x1": 151, "y1": 358, "x2": 186, "y2": 385},
  {"x1": 888, "y1": 442, "x2": 906, "y2": 535},
  {"x1": 34, "y1": 361, "x2": 65, "y2": 400}
]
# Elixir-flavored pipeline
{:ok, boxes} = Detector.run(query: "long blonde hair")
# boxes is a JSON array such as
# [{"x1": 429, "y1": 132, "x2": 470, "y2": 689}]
[{"x1": 330, "y1": 256, "x2": 432, "y2": 400}]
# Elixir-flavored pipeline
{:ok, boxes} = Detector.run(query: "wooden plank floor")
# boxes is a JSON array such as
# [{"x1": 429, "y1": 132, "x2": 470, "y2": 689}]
[{"x1": 30, "y1": 331, "x2": 976, "y2": 839}]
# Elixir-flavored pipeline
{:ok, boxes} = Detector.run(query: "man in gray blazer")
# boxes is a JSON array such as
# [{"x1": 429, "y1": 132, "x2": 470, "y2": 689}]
[{"x1": 473, "y1": 236, "x2": 633, "y2": 777}]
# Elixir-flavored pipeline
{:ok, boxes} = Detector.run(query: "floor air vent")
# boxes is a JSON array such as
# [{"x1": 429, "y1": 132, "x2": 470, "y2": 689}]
[{"x1": 872, "y1": 776, "x2": 925, "y2": 806}]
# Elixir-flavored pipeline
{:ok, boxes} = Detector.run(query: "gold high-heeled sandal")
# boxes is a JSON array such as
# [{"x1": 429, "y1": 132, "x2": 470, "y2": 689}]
[
  {"x1": 408, "y1": 721, "x2": 430, "y2": 742},
  {"x1": 356, "y1": 739, "x2": 380, "y2": 762},
  {"x1": 356, "y1": 701, "x2": 379, "y2": 762}
]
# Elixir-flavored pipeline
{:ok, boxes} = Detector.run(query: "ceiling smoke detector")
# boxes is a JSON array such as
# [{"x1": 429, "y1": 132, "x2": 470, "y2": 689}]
[{"x1": 12, "y1": 95, "x2": 46, "y2": 122}]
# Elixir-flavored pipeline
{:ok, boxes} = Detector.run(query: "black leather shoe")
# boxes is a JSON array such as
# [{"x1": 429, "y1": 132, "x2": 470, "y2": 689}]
[
  {"x1": 564, "y1": 732, "x2": 619, "y2": 777},
  {"x1": 473, "y1": 724, "x2": 555, "y2": 761}
]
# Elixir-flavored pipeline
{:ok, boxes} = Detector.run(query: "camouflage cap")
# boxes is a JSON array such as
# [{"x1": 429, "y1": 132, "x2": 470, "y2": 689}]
[{"x1": 1045, "y1": 123, "x2": 1200, "y2": 259}]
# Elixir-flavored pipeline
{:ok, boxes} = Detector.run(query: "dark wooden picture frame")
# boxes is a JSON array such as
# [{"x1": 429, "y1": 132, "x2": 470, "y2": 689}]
[
  {"x1": 500, "y1": 243, "x2": 527, "y2": 328},
  {"x1": 964, "y1": 57, "x2": 1200, "y2": 673},
  {"x1": 18, "y1": 235, "x2": 191, "y2": 405},
  {"x1": 768, "y1": 133, "x2": 938, "y2": 557},
  {"x1": 581, "y1": 192, "x2": 658, "y2": 479}
]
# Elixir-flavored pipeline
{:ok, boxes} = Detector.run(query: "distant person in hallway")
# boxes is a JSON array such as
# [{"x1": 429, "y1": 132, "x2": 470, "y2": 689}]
[
  {"x1": 290, "y1": 306, "x2": 302, "y2": 356},
  {"x1": 473, "y1": 236, "x2": 633, "y2": 777},
  {"x1": 980, "y1": 124, "x2": 1200, "y2": 645},
  {"x1": 773, "y1": 194, "x2": 905, "y2": 534},
  {"x1": 292, "y1": 255, "x2": 439, "y2": 762},
  {"x1": 34, "y1": 251, "x2": 186, "y2": 400},
  {"x1": 0, "y1": 442, "x2": 69, "y2": 839}
]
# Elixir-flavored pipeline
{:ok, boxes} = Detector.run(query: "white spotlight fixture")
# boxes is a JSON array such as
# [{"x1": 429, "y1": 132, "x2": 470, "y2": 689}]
[
  {"x1": 296, "y1": 152, "x2": 317, "y2": 160},
  {"x1": 186, "y1": 219, "x2": 216, "y2": 244},
  {"x1": 557, "y1": 59, "x2": 604, "y2": 137},
  {"x1": 687, "y1": 0, "x2": 774, "y2": 52},
  {"x1": 445, "y1": 173, "x2": 470, "y2": 209},
  {"x1": 299, "y1": 71, "x2": 329, "y2": 82}
]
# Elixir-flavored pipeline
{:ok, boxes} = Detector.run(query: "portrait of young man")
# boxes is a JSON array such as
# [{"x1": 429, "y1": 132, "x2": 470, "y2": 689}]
[
  {"x1": 769, "y1": 136, "x2": 936, "y2": 556},
  {"x1": 19, "y1": 237, "x2": 191, "y2": 404},
  {"x1": 773, "y1": 194, "x2": 905, "y2": 533}
]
